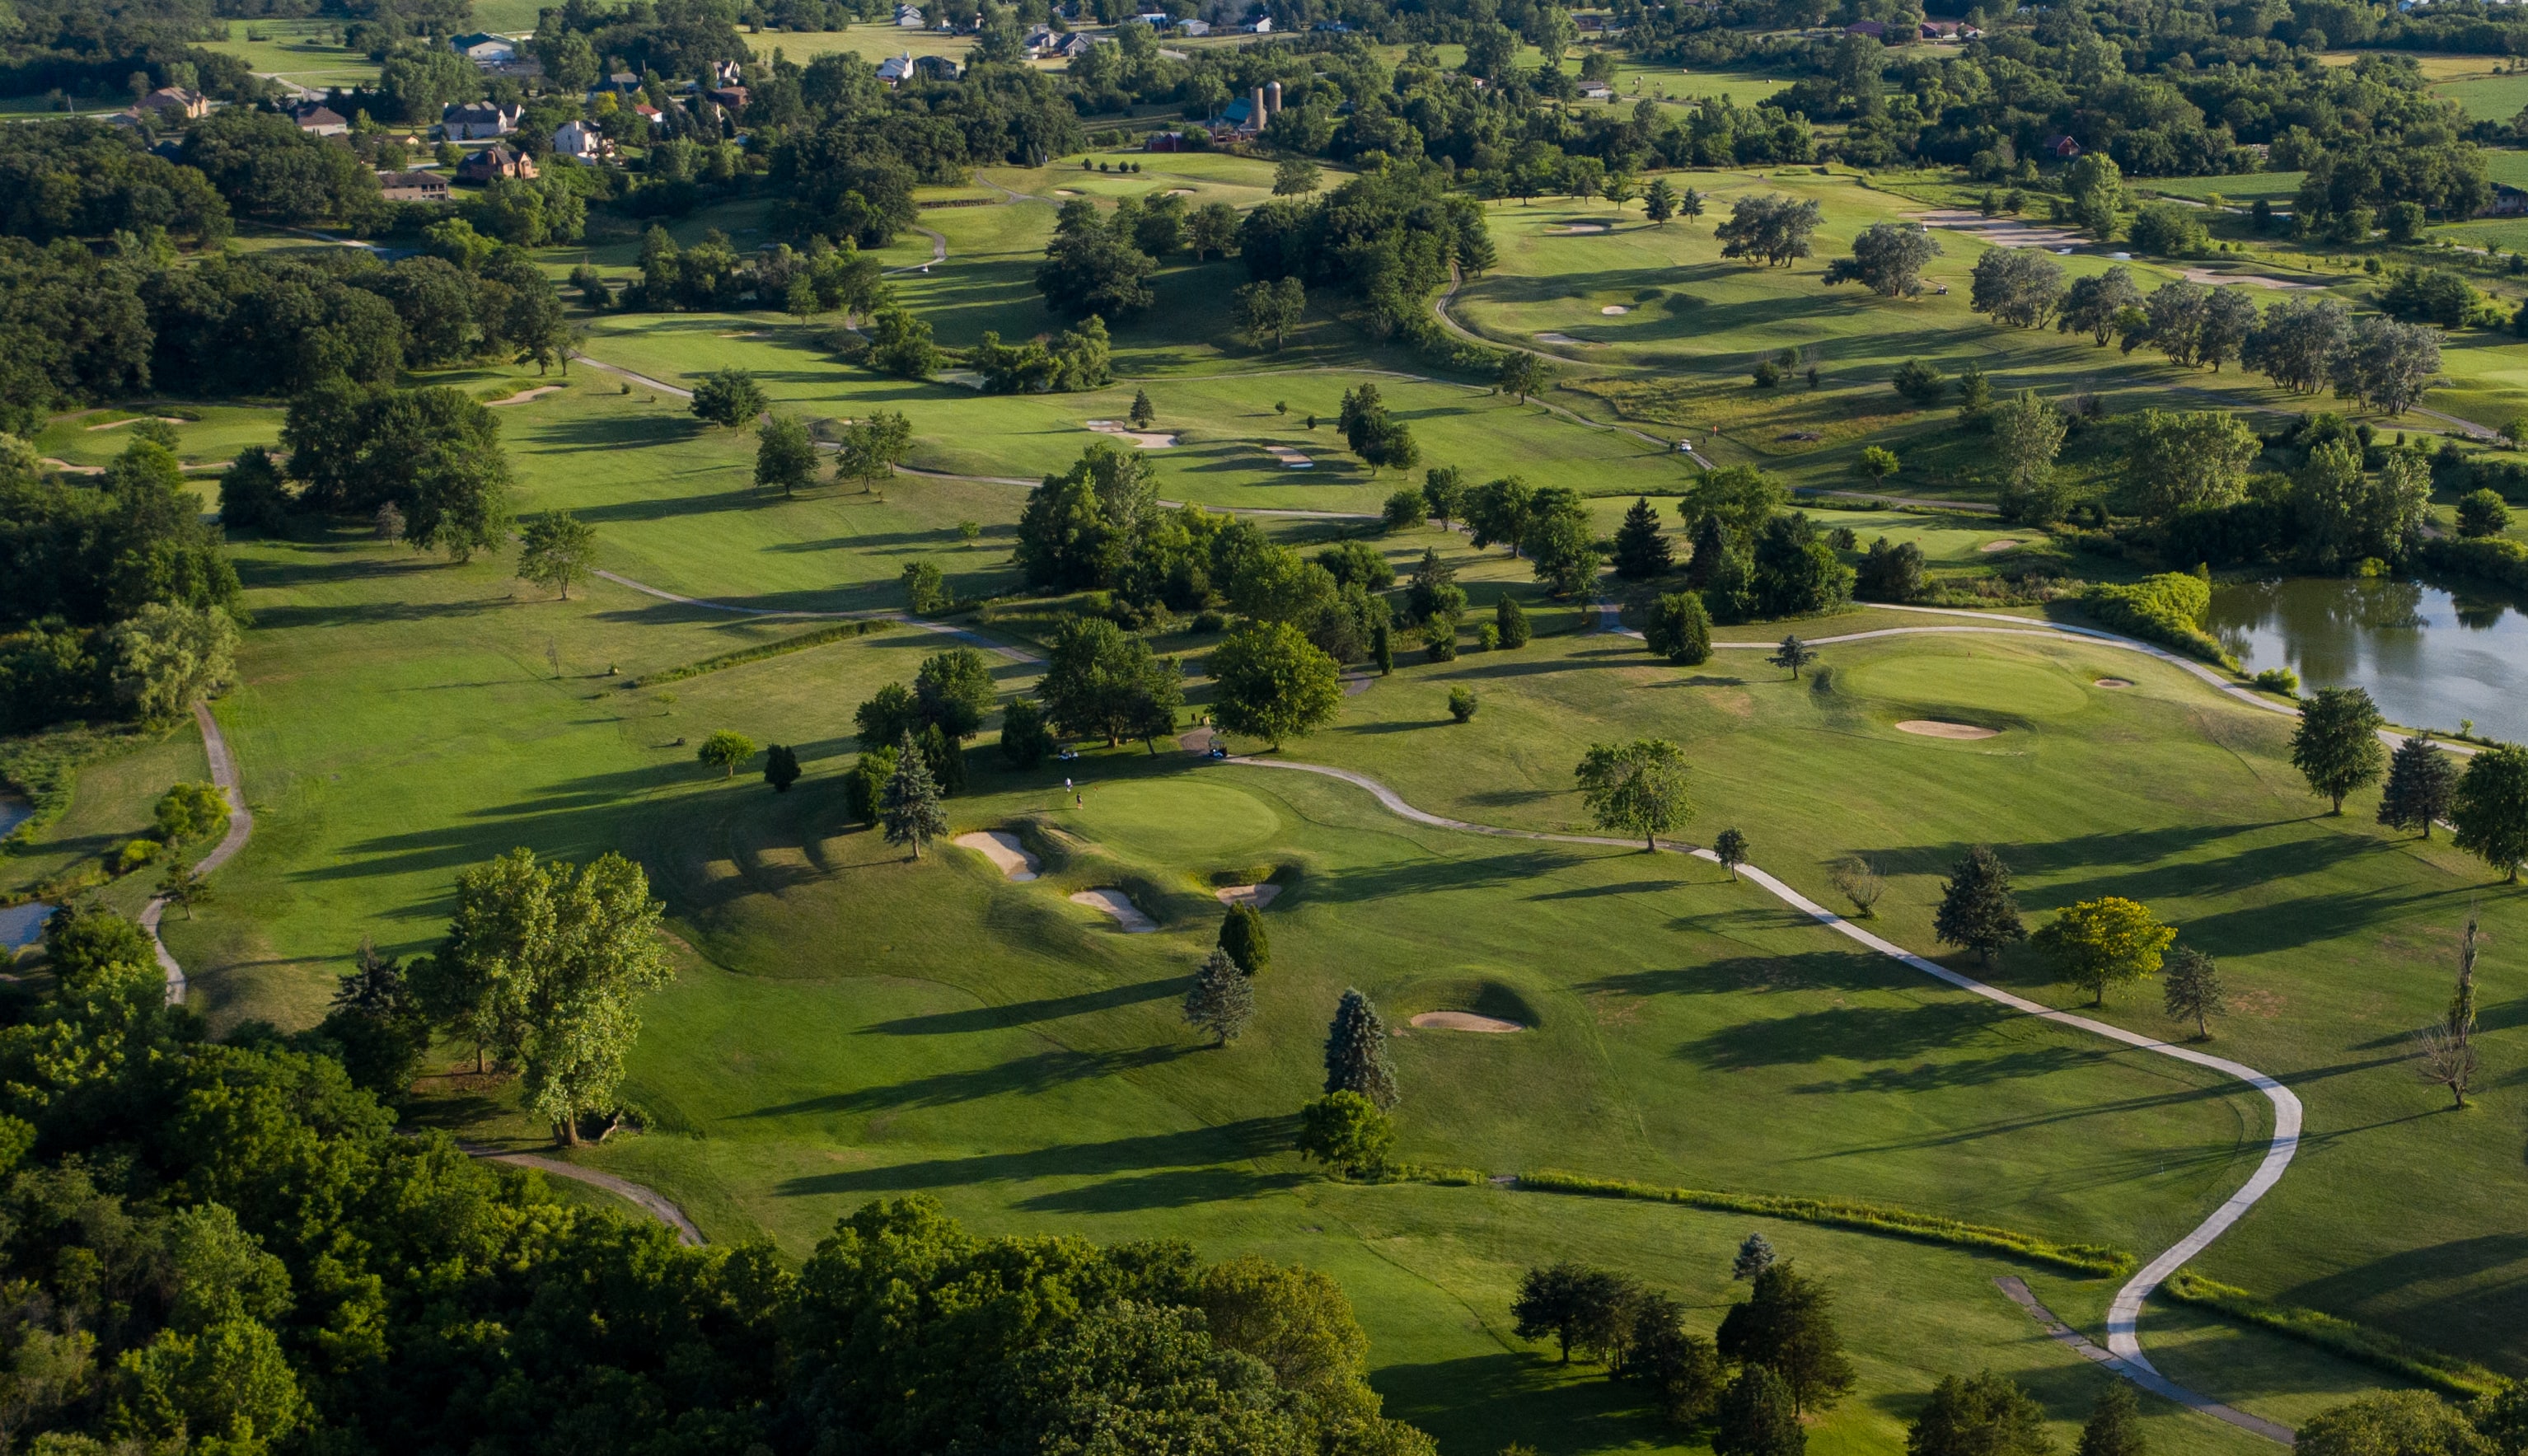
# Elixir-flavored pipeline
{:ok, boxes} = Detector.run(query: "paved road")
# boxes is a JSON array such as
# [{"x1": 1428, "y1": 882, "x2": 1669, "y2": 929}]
[
  {"x1": 468, "y1": 1145, "x2": 705, "y2": 1246},
  {"x1": 143, "y1": 700, "x2": 252, "y2": 1004}
]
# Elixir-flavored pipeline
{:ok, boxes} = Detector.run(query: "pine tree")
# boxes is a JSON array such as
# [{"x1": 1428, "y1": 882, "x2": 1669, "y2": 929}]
[
  {"x1": 1714, "y1": 828, "x2": 1749, "y2": 881},
  {"x1": 1684, "y1": 515, "x2": 1728, "y2": 588},
  {"x1": 1731, "y1": 1233, "x2": 1776, "y2": 1281},
  {"x1": 1182, "y1": 949, "x2": 1255, "y2": 1046},
  {"x1": 882, "y1": 728, "x2": 948, "y2": 860},
  {"x1": 920, "y1": 722, "x2": 966, "y2": 795},
  {"x1": 1933, "y1": 845, "x2": 2026, "y2": 966},
  {"x1": 1130, "y1": 388, "x2": 1156, "y2": 428},
  {"x1": 2378, "y1": 733, "x2": 2457, "y2": 839},
  {"x1": 1323, "y1": 987, "x2": 1400, "y2": 1109},
  {"x1": 1768, "y1": 635, "x2": 1814, "y2": 680},
  {"x1": 1612, "y1": 496, "x2": 1674, "y2": 578},
  {"x1": 1219, "y1": 901, "x2": 1271, "y2": 975},
  {"x1": 1496, "y1": 594, "x2": 1531, "y2": 648},
  {"x1": 2162, "y1": 945, "x2": 2225, "y2": 1040},
  {"x1": 1712, "y1": 1365, "x2": 1804, "y2": 1456},
  {"x1": 1716, "y1": 1262, "x2": 1855, "y2": 1416},
  {"x1": 1373, "y1": 618, "x2": 1394, "y2": 675},
  {"x1": 2076, "y1": 1380, "x2": 2145, "y2": 1456}
]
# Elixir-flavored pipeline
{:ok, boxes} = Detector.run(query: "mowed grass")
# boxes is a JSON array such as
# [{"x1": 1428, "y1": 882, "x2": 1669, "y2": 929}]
[
  {"x1": 1, "y1": 728, "x2": 209, "y2": 920},
  {"x1": 34, "y1": 405, "x2": 284, "y2": 469},
  {"x1": 199, "y1": 19, "x2": 386, "y2": 89}
]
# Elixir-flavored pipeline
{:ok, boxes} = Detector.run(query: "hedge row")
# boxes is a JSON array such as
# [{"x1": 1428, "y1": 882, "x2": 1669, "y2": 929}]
[
  {"x1": 1512, "y1": 1170, "x2": 2136, "y2": 1277},
  {"x1": 2160, "y1": 1271, "x2": 2505, "y2": 1399},
  {"x1": 630, "y1": 620, "x2": 887, "y2": 689},
  {"x1": 2419, "y1": 535, "x2": 2528, "y2": 594},
  {"x1": 2080, "y1": 573, "x2": 2236, "y2": 668}
]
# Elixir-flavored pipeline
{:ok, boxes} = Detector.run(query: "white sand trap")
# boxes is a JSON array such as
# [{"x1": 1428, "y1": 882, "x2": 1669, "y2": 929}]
[
  {"x1": 1071, "y1": 888, "x2": 1157, "y2": 932},
  {"x1": 1534, "y1": 332, "x2": 1602, "y2": 347},
  {"x1": 1554, "y1": 223, "x2": 1609, "y2": 234},
  {"x1": 487, "y1": 385, "x2": 563, "y2": 407},
  {"x1": 1896, "y1": 720, "x2": 2000, "y2": 740},
  {"x1": 1266, "y1": 445, "x2": 1314, "y2": 468},
  {"x1": 86, "y1": 415, "x2": 188, "y2": 431},
  {"x1": 1411, "y1": 1011, "x2": 1524, "y2": 1032},
  {"x1": 2095, "y1": 677, "x2": 2132, "y2": 688},
  {"x1": 715, "y1": 330, "x2": 769, "y2": 338},
  {"x1": 2178, "y1": 268, "x2": 2319, "y2": 291},
  {"x1": 1166, "y1": 187, "x2": 1196, "y2": 195},
  {"x1": 1600, "y1": 305, "x2": 1630, "y2": 315},
  {"x1": 1215, "y1": 883, "x2": 1281, "y2": 909},
  {"x1": 1055, "y1": 188, "x2": 1081, "y2": 194},
  {"x1": 955, "y1": 831, "x2": 1039, "y2": 881},
  {"x1": 1086, "y1": 419, "x2": 1178, "y2": 447},
  {"x1": 1905, "y1": 210, "x2": 2091, "y2": 250},
  {"x1": 1979, "y1": 538, "x2": 2020, "y2": 552}
]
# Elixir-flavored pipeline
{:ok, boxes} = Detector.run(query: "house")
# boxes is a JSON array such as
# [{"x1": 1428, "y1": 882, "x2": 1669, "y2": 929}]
[
  {"x1": 1024, "y1": 24, "x2": 1057, "y2": 52},
  {"x1": 1578, "y1": 81, "x2": 1613, "y2": 101},
  {"x1": 711, "y1": 59, "x2": 743, "y2": 87},
  {"x1": 441, "y1": 101, "x2": 521, "y2": 138},
  {"x1": 450, "y1": 31, "x2": 519, "y2": 63},
  {"x1": 455, "y1": 143, "x2": 537, "y2": 182},
  {"x1": 1243, "y1": 15, "x2": 1271, "y2": 30},
  {"x1": 135, "y1": 87, "x2": 208, "y2": 120},
  {"x1": 597, "y1": 71, "x2": 643, "y2": 96},
  {"x1": 878, "y1": 53, "x2": 918, "y2": 84},
  {"x1": 895, "y1": 2, "x2": 926, "y2": 24},
  {"x1": 632, "y1": 102, "x2": 664, "y2": 123},
  {"x1": 1178, "y1": 18, "x2": 1210, "y2": 35},
  {"x1": 551, "y1": 118, "x2": 610, "y2": 160},
  {"x1": 911, "y1": 54, "x2": 960, "y2": 80},
  {"x1": 1047, "y1": 31, "x2": 1099, "y2": 57},
  {"x1": 286, "y1": 102, "x2": 348, "y2": 136},
  {"x1": 1147, "y1": 129, "x2": 1185, "y2": 152},
  {"x1": 1132, "y1": 10, "x2": 1169, "y2": 23},
  {"x1": 1843, "y1": 19, "x2": 1887, "y2": 37},
  {"x1": 2040, "y1": 132, "x2": 2081, "y2": 158},
  {"x1": 2483, "y1": 184, "x2": 2528, "y2": 218},
  {"x1": 377, "y1": 170, "x2": 451, "y2": 201},
  {"x1": 705, "y1": 84, "x2": 749, "y2": 110}
]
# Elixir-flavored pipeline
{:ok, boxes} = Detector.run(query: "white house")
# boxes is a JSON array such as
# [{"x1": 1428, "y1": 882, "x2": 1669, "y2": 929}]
[
  {"x1": 1178, "y1": 18, "x2": 1210, "y2": 35},
  {"x1": 877, "y1": 53, "x2": 918, "y2": 84},
  {"x1": 440, "y1": 101, "x2": 522, "y2": 139},
  {"x1": 894, "y1": 3, "x2": 925, "y2": 25},
  {"x1": 1243, "y1": 16, "x2": 1272, "y2": 31},
  {"x1": 449, "y1": 31, "x2": 519, "y2": 64},
  {"x1": 552, "y1": 118, "x2": 607, "y2": 160}
]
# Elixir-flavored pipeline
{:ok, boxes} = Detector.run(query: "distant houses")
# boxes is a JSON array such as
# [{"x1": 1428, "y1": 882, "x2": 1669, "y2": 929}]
[
  {"x1": 377, "y1": 171, "x2": 451, "y2": 202},
  {"x1": 441, "y1": 101, "x2": 522, "y2": 139},
  {"x1": 283, "y1": 100, "x2": 348, "y2": 136},
  {"x1": 456, "y1": 143, "x2": 536, "y2": 182},
  {"x1": 449, "y1": 31, "x2": 520, "y2": 64},
  {"x1": 552, "y1": 118, "x2": 611, "y2": 161},
  {"x1": 134, "y1": 87, "x2": 207, "y2": 121}
]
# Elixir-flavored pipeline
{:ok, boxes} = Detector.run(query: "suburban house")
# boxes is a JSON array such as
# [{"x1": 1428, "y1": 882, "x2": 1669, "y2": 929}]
[
  {"x1": 705, "y1": 84, "x2": 748, "y2": 110},
  {"x1": 1578, "y1": 80, "x2": 1614, "y2": 101},
  {"x1": 1045, "y1": 31, "x2": 1099, "y2": 57},
  {"x1": 441, "y1": 101, "x2": 522, "y2": 139},
  {"x1": 377, "y1": 170, "x2": 451, "y2": 201},
  {"x1": 2484, "y1": 184, "x2": 2528, "y2": 218},
  {"x1": 877, "y1": 53, "x2": 918, "y2": 84},
  {"x1": 911, "y1": 54, "x2": 960, "y2": 80},
  {"x1": 551, "y1": 119, "x2": 610, "y2": 160},
  {"x1": 632, "y1": 101, "x2": 664, "y2": 123},
  {"x1": 895, "y1": 2, "x2": 925, "y2": 24},
  {"x1": 710, "y1": 60, "x2": 742, "y2": 87},
  {"x1": 283, "y1": 100, "x2": 348, "y2": 136},
  {"x1": 135, "y1": 87, "x2": 208, "y2": 120},
  {"x1": 456, "y1": 143, "x2": 536, "y2": 181},
  {"x1": 1242, "y1": 16, "x2": 1271, "y2": 30},
  {"x1": 1844, "y1": 18, "x2": 1887, "y2": 38},
  {"x1": 449, "y1": 32, "x2": 519, "y2": 64},
  {"x1": 2040, "y1": 132, "x2": 2082, "y2": 158}
]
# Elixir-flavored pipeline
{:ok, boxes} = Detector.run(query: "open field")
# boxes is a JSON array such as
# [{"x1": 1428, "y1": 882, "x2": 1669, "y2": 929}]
[{"x1": 200, "y1": 18, "x2": 386, "y2": 91}]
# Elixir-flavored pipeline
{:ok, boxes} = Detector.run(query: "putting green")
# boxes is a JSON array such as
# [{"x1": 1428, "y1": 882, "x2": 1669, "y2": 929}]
[
  {"x1": 1844, "y1": 654, "x2": 2093, "y2": 719},
  {"x1": 1068, "y1": 779, "x2": 1282, "y2": 860}
]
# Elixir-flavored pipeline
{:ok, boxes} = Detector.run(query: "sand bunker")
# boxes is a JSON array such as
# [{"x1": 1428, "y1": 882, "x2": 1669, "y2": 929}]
[
  {"x1": 1071, "y1": 888, "x2": 1157, "y2": 932},
  {"x1": 715, "y1": 330, "x2": 769, "y2": 338},
  {"x1": 954, "y1": 831, "x2": 1039, "y2": 881},
  {"x1": 1554, "y1": 223, "x2": 1610, "y2": 234},
  {"x1": 1979, "y1": 539, "x2": 2020, "y2": 552},
  {"x1": 1215, "y1": 883, "x2": 1281, "y2": 909},
  {"x1": 1266, "y1": 445, "x2": 1314, "y2": 468},
  {"x1": 2178, "y1": 268, "x2": 2320, "y2": 291},
  {"x1": 1599, "y1": 305, "x2": 1630, "y2": 315},
  {"x1": 1896, "y1": 720, "x2": 2001, "y2": 740},
  {"x1": 1533, "y1": 332, "x2": 1602, "y2": 347},
  {"x1": 86, "y1": 415, "x2": 188, "y2": 431},
  {"x1": 1165, "y1": 187, "x2": 1196, "y2": 195},
  {"x1": 486, "y1": 385, "x2": 563, "y2": 407},
  {"x1": 1086, "y1": 419, "x2": 1178, "y2": 448},
  {"x1": 2095, "y1": 677, "x2": 2132, "y2": 688},
  {"x1": 934, "y1": 369, "x2": 987, "y2": 391},
  {"x1": 1054, "y1": 188, "x2": 1081, "y2": 194},
  {"x1": 1410, "y1": 1011, "x2": 1525, "y2": 1032},
  {"x1": 1906, "y1": 210, "x2": 2091, "y2": 250}
]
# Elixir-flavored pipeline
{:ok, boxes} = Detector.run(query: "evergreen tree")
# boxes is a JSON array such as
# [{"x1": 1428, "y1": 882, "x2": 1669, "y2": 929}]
[
  {"x1": 1496, "y1": 594, "x2": 1531, "y2": 648},
  {"x1": 1715, "y1": 1262, "x2": 1856, "y2": 1415},
  {"x1": 1183, "y1": 949, "x2": 1255, "y2": 1046},
  {"x1": 1713, "y1": 1365, "x2": 1804, "y2": 1456},
  {"x1": 2291, "y1": 686, "x2": 2387, "y2": 814},
  {"x1": 320, "y1": 938, "x2": 429, "y2": 1103},
  {"x1": 1645, "y1": 592, "x2": 1712, "y2": 666},
  {"x1": 2378, "y1": 734, "x2": 2457, "y2": 839},
  {"x1": 1933, "y1": 845, "x2": 2026, "y2": 966},
  {"x1": 1323, "y1": 988, "x2": 1400, "y2": 1109},
  {"x1": 999, "y1": 698, "x2": 1055, "y2": 768},
  {"x1": 1613, "y1": 496, "x2": 1674, "y2": 578},
  {"x1": 1768, "y1": 635, "x2": 1815, "y2": 680},
  {"x1": 1130, "y1": 388, "x2": 1156, "y2": 428},
  {"x1": 764, "y1": 742, "x2": 801, "y2": 793},
  {"x1": 1220, "y1": 901, "x2": 1271, "y2": 975},
  {"x1": 2076, "y1": 1380, "x2": 2146, "y2": 1456},
  {"x1": 920, "y1": 722, "x2": 967, "y2": 795},
  {"x1": 882, "y1": 728, "x2": 948, "y2": 860},
  {"x1": 1907, "y1": 1371, "x2": 2052, "y2": 1456},
  {"x1": 1714, "y1": 828, "x2": 1749, "y2": 881},
  {"x1": 1373, "y1": 618, "x2": 1394, "y2": 675},
  {"x1": 1732, "y1": 1233, "x2": 1777, "y2": 1281},
  {"x1": 2162, "y1": 946, "x2": 2225, "y2": 1039},
  {"x1": 1684, "y1": 515, "x2": 1728, "y2": 588}
]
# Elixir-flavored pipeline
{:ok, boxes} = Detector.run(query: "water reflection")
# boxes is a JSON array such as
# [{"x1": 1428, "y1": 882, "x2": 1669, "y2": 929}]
[
  {"x1": 0, "y1": 798, "x2": 46, "y2": 951},
  {"x1": 2208, "y1": 577, "x2": 2528, "y2": 742}
]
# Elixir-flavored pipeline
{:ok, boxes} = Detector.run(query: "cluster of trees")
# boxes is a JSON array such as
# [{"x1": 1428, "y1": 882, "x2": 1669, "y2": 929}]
[
  {"x1": 2292, "y1": 684, "x2": 2528, "y2": 886},
  {"x1": 1238, "y1": 163, "x2": 1493, "y2": 352},
  {"x1": 282, "y1": 379, "x2": 516, "y2": 558},
  {"x1": 2132, "y1": 411, "x2": 2432, "y2": 572},
  {"x1": 0, "y1": 887, "x2": 1435, "y2": 1454},
  {"x1": 0, "y1": 433, "x2": 240, "y2": 732}
]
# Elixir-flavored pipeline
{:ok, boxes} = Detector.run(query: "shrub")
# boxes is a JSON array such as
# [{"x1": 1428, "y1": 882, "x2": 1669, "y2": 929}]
[
  {"x1": 1478, "y1": 623, "x2": 1501, "y2": 650},
  {"x1": 2253, "y1": 667, "x2": 2300, "y2": 695},
  {"x1": 1448, "y1": 686, "x2": 1478, "y2": 722},
  {"x1": 1751, "y1": 360, "x2": 1781, "y2": 387},
  {"x1": 1425, "y1": 622, "x2": 1457, "y2": 662},
  {"x1": 107, "y1": 838, "x2": 162, "y2": 875},
  {"x1": 1191, "y1": 610, "x2": 1228, "y2": 633},
  {"x1": 2081, "y1": 574, "x2": 2233, "y2": 666},
  {"x1": 1383, "y1": 489, "x2": 1428, "y2": 530},
  {"x1": 2420, "y1": 534, "x2": 2528, "y2": 592},
  {"x1": 1644, "y1": 592, "x2": 1712, "y2": 665},
  {"x1": 1496, "y1": 595, "x2": 1531, "y2": 648},
  {"x1": 1891, "y1": 358, "x2": 1945, "y2": 406},
  {"x1": 2457, "y1": 489, "x2": 2511, "y2": 538}
]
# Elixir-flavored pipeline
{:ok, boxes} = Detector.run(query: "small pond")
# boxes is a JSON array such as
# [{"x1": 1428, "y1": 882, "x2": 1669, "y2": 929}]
[
  {"x1": 0, "y1": 795, "x2": 43, "y2": 951},
  {"x1": 2207, "y1": 577, "x2": 2528, "y2": 742}
]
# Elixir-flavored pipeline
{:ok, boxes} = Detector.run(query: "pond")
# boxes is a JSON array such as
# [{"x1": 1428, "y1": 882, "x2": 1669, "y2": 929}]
[
  {"x1": 0, "y1": 795, "x2": 43, "y2": 952},
  {"x1": 2207, "y1": 577, "x2": 2528, "y2": 742}
]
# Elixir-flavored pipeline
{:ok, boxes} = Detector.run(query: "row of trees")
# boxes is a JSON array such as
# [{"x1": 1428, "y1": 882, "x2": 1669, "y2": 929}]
[{"x1": 2293, "y1": 686, "x2": 2528, "y2": 884}]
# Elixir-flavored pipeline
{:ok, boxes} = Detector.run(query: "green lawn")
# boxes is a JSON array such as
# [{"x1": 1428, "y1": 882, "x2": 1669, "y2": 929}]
[{"x1": 199, "y1": 19, "x2": 385, "y2": 91}]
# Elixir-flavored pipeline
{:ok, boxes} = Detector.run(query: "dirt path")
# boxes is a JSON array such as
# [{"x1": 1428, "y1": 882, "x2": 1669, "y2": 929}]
[
  {"x1": 467, "y1": 1145, "x2": 704, "y2": 1246},
  {"x1": 142, "y1": 700, "x2": 253, "y2": 1004}
]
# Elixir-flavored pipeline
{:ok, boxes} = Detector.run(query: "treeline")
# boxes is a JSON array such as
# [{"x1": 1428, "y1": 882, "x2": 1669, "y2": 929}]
[{"x1": 0, "y1": 881, "x2": 1439, "y2": 1455}]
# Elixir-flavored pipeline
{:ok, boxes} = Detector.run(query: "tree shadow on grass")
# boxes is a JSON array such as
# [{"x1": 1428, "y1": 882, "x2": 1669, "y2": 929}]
[
  {"x1": 1677, "y1": 1000, "x2": 1996, "y2": 1070},
  {"x1": 1583, "y1": 948, "x2": 1892, "y2": 1000},
  {"x1": 1282, "y1": 847, "x2": 1598, "y2": 906},
  {"x1": 1015, "y1": 1165, "x2": 1315, "y2": 1213},
  {"x1": 744, "y1": 1043, "x2": 1191, "y2": 1117},
  {"x1": 2269, "y1": 1233, "x2": 2528, "y2": 1360},
  {"x1": 864, "y1": 977, "x2": 1182, "y2": 1035},
  {"x1": 771, "y1": 1115, "x2": 1294, "y2": 1195},
  {"x1": 1373, "y1": 1352, "x2": 1665, "y2": 1456}
]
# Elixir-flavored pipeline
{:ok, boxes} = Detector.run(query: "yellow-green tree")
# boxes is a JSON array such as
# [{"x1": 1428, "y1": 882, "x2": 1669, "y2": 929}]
[{"x1": 2033, "y1": 897, "x2": 2176, "y2": 1006}]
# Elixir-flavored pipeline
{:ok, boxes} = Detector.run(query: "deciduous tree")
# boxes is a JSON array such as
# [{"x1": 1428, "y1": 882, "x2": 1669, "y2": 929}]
[
  {"x1": 2454, "y1": 743, "x2": 2528, "y2": 882},
  {"x1": 1210, "y1": 621, "x2": 1341, "y2": 750},
  {"x1": 690, "y1": 368, "x2": 767, "y2": 428},
  {"x1": 2292, "y1": 686, "x2": 2388, "y2": 814},
  {"x1": 1295, "y1": 1090, "x2": 1393, "y2": 1175},
  {"x1": 1713, "y1": 1365, "x2": 1804, "y2": 1456},
  {"x1": 2162, "y1": 946, "x2": 2226, "y2": 1039},
  {"x1": 755, "y1": 414, "x2": 818, "y2": 497},
  {"x1": 1822, "y1": 222, "x2": 1941, "y2": 297},
  {"x1": 1907, "y1": 1371, "x2": 2053, "y2": 1456},
  {"x1": 2034, "y1": 896, "x2": 2176, "y2": 1006},
  {"x1": 1646, "y1": 592, "x2": 1712, "y2": 665},
  {"x1": 1511, "y1": 1263, "x2": 1636, "y2": 1365},
  {"x1": 1576, "y1": 738, "x2": 1692, "y2": 851},
  {"x1": 698, "y1": 729, "x2": 756, "y2": 777},
  {"x1": 515, "y1": 511, "x2": 597, "y2": 598},
  {"x1": 1713, "y1": 827, "x2": 1749, "y2": 881}
]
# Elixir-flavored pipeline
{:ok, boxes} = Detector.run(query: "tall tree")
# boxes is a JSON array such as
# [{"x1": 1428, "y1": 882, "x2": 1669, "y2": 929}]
[
  {"x1": 1575, "y1": 738, "x2": 1693, "y2": 852},
  {"x1": 915, "y1": 648, "x2": 998, "y2": 739},
  {"x1": 1323, "y1": 988, "x2": 1399, "y2": 1109},
  {"x1": 1713, "y1": 828, "x2": 1749, "y2": 881},
  {"x1": 1511, "y1": 1263, "x2": 1636, "y2": 1365},
  {"x1": 515, "y1": 512, "x2": 597, "y2": 600},
  {"x1": 691, "y1": 368, "x2": 767, "y2": 428},
  {"x1": 2076, "y1": 1382, "x2": 2145, "y2": 1456},
  {"x1": 836, "y1": 410, "x2": 913, "y2": 488},
  {"x1": 2292, "y1": 686, "x2": 2388, "y2": 815},
  {"x1": 698, "y1": 730, "x2": 756, "y2": 777},
  {"x1": 1295, "y1": 1090, "x2": 1394, "y2": 1176},
  {"x1": 1220, "y1": 901, "x2": 1270, "y2": 976},
  {"x1": 1713, "y1": 1365, "x2": 1803, "y2": 1456},
  {"x1": 2034, "y1": 896, "x2": 2177, "y2": 1007},
  {"x1": 1715, "y1": 1262, "x2": 1855, "y2": 1415},
  {"x1": 2379, "y1": 735, "x2": 2457, "y2": 839},
  {"x1": 756, "y1": 414, "x2": 819, "y2": 497},
  {"x1": 1768, "y1": 635, "x2": 1815, "y2": 680},
  {"x1": 2162, "y1": 946, "x2": 2226, "y2": 1040},
  {"x1": 1821, "y1": 222, "x2": 1941, "y2": 297},
  {"x1": 882, "y1": 728, "x2": 948, "y2": 861},
  {"x1": 1210, "y1": 621, "x2": 1341, "y2": 751},
  {"x1": 2415, "y1": 910, "x2": 2482, "y2": 1109},
  {"x1": 1907, "y1": 1371, "x2": 2052, "y2": 1456},
  {"x1": 1933, "y1": 845, "x2": 2025, "y2": 966},
  {"x1": 1182, "y1": 949, "x2": 1255, "y2": 1046},
  {"x1": 763, "y1": 743, "x2": 801, "y2": 793},
  {"x1": 2453, "y1": 744, "x2": 2528, "y2": 883},
  {"x1": 1613, "y1": 496, "x2": 1674, "y2": 578},
  {"x1": 1646, "y1": 592, "x2": 1712, "y2": 666},
  {"x1": 1496, "y1": 594, "x2": 1532, "y2": 648},
  {"x1": 1732, "y1": 1234, "x2": 1776, "y2": 1281}
]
